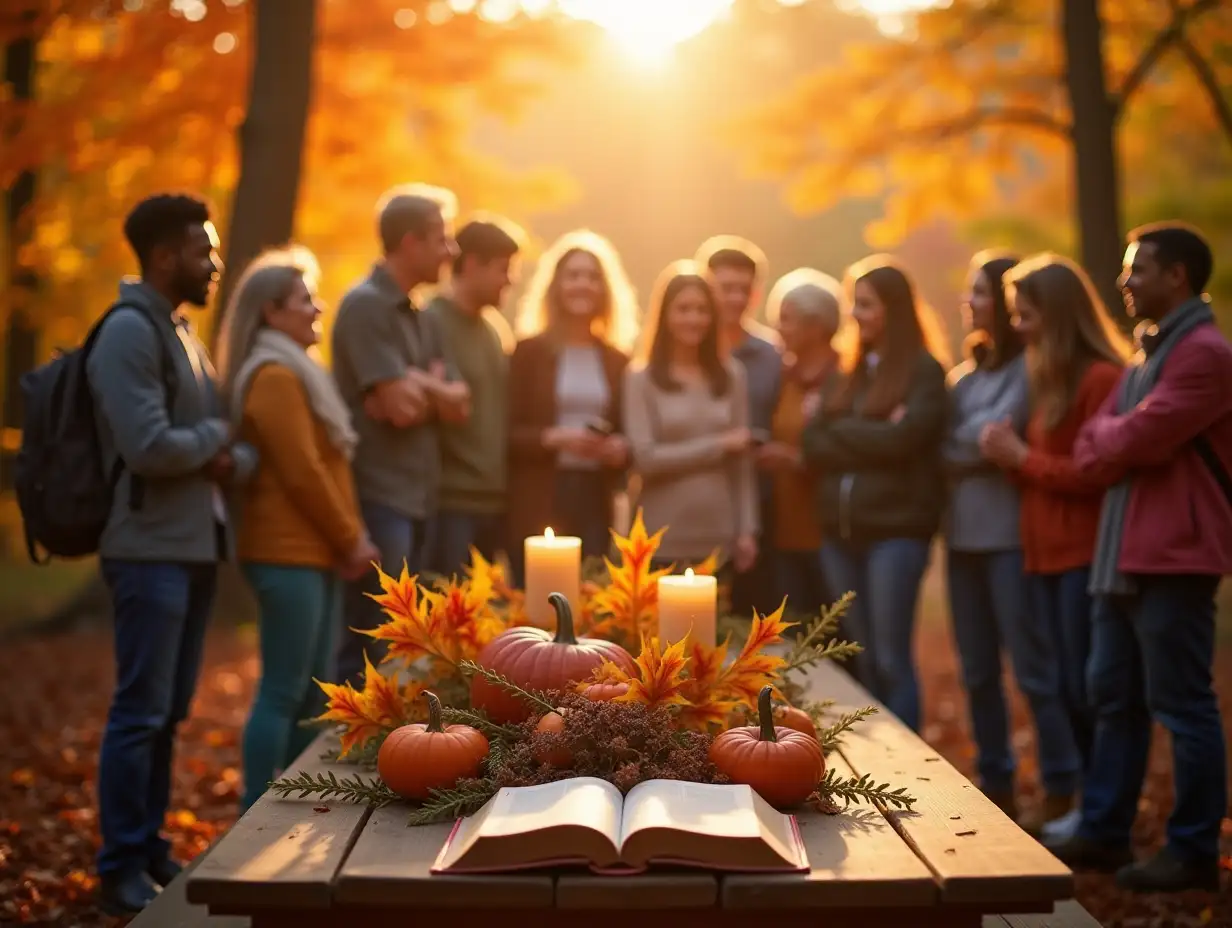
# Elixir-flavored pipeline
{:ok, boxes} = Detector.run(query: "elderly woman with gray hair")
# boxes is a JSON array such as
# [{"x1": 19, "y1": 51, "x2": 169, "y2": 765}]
[
  {"x1": 215, "y1": 250, "x2": 378, "y2": 810},
  {"x1": 755, "y1": 268, "x2": 845, "y2": 623}
]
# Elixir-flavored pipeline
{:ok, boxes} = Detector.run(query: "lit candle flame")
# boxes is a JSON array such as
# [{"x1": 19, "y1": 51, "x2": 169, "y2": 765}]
[
  {"x1": 684, "y1": 567, "x2": 695, "y2": 579},
  {"x1": 544, "y1": 527, "x2": 555, "y2": 540}
]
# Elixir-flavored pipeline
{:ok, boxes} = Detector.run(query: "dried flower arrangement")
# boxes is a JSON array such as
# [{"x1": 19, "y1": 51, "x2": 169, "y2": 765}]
[{"x1": 271, "y1": 511, "x2": 916, "y2": 823}]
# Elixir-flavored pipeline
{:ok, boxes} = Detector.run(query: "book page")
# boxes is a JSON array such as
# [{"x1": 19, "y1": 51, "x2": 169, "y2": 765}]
[
  {"x1": 618, "y1": 780, "x2": 803, "y2": 870},
  {"x1": 435, "y1": 777, "x2": 624, "y2": 872}
]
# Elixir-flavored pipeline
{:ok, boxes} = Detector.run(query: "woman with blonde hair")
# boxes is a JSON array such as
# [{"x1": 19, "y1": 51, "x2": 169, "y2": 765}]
[
  {"x1": 979, "y1": 252, "x2": 1131, "y2": 838},
  {"x1": 802, "y1": 256, "x2": 950, "y2": 732},
  {"x1": 624, "y1": 260, "x2": 757, "y2": 576},
  {"x1": 757, "y1": 268, "x2": 845, "y2": 621},
  {"x1": 506, "y1": 230, "x2": 637, "y2": 578},
  {"x1": 216, "y1": 248, "x2": 378, "y2": 811}
]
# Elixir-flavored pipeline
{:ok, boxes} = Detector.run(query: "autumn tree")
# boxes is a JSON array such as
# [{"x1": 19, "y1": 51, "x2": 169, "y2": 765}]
[{"x1": 740, "y1": 0, "x2": 1232, "y2": 312}]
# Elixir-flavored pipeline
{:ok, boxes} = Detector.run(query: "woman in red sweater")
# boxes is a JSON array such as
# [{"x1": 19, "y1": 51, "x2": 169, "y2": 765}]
[{"x1": 979, "y1": 253, "x2": 1132, "y2": 836}]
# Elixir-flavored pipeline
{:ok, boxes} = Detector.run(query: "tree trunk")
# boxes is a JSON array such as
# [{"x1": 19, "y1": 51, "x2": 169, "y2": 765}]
[
  {"x1": 210, "y1": 0, "x2": 317, "y2": 345},
  {"x1": 1061, "y1": 0, "x2": 1127, "y2": 319}
]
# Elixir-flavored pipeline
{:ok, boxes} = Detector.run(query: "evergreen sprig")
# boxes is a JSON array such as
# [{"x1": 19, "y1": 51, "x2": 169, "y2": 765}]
[
  {"x1": 441, "y1": 706, "x2": 523, "y2": 741},
  {"x1": 457, "y1": 660, "x2": 558, "y2": 716},
  {"x1": 320, "y1": 737, "x2": 383, "y2": 768},
  {"x1": 817, "y1": 706, "x2": 879, "y2": 753},
  {"x1": 781, "y1": 593, "x2": 862, "y2": 675},
  {"x1": 815, "y1": 768, "x2": 916, "y2": 811},
  {"x1": 267, "y1": 770, "x2": 401, "y2": 807},
  {"x1": 407, "y1": 778, "x2": 500, "y2": 825}
]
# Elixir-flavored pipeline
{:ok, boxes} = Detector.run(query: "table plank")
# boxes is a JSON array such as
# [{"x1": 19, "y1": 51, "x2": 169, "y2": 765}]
[
  {"x1": 722, "y1": 752, "x2": 936, "y2": 909},
  {"x1": 806, "y1": 661, "x2": 1074, "y2": 909},
  {"x1": 555, "y1": 872, "x2": 718, "y2": 909},
  {"x1": 187, "y1": 732, "x2": 372, "y2": 910},
  {"x1": 334, "y1": 802, "x2": 554, "y2": 908}
]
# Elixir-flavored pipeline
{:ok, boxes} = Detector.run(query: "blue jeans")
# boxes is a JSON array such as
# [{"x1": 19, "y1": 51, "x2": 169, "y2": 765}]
[
  {"x1": 1027, "y1": 568, "x2": 1096, "y2": 772},
  {"x1": 428, "y1": 509, "x2": 505, "y2": 580},
  {"x1": 1080, "y1": 574, "x2": 1226, "y2": 863},
  {"x1": 97, "y1": 559, "x2": 216, "y2": 878},
  {"x1": 948, "y1": 550, "x2": 1082, "y2": 796},
  {"x1": 776, "y1": 549, "x2": 829, "y2": 627},
  {"x1": 336, "y1": 500, "x2": 425, "y2": 684},
  {"x1": 820, "y1": 538, "x2": 931, "y2": 731},
  {"x1": 241, "y1": 564, "x2": 339, "y2": 811}
]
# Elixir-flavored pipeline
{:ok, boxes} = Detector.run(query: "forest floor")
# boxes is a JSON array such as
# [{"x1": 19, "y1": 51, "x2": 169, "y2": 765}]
[{"x1": 1, "y1": 609, "x2": 1229, "y2": 927}]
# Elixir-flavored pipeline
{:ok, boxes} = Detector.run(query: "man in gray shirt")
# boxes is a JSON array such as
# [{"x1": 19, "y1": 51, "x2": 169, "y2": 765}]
[
  {"x1": 88, "y1": 194, "x2": 256, "y2": 915},
  {"x1": 331, "y1": 184, "x2": 469, "y2": 683}
]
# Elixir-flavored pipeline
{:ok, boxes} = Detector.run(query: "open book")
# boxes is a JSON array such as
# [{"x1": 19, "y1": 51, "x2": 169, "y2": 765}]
[{"x1": 431, "y1": 777, "x2": 808, "y2": 875}]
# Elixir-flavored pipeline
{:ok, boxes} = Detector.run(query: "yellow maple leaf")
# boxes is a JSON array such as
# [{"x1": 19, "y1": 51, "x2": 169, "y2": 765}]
[
  {"x1": 691, "y1": 549, "x2": 721, "y2": 577},
  {"x1": 588, "y1": 509, "x2": 673, "y2": 643},
  {"x1": 576, "y1": 658, "x2": 635, "y2": 693},
  {"x1": 313, "y1": 676, "x2": 387, "y2": 756},
  {"x1": 366, "y1": 561, "x2": 419, "y2": 620},
  {"x1": 616, "y1": 633, "x2": 690, "y2": 709},
  {"x1": 358, "y1": 652, "x2": 408, "y2": 728},
  {"x1": 714, "y1": 599, "x2": 793, "y2": 707}
]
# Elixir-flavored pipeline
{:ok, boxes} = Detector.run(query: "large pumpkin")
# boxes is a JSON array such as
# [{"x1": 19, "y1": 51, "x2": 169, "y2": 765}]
[
  {"x1": 471, "y1": 592, "x2": 635, "y2": 722},
  {"x1": 377, "y1": 691, "x2": 489, "y2": 801},
  {"x1": 709, "y1": 685, "x2": 825, "y2": 808}
]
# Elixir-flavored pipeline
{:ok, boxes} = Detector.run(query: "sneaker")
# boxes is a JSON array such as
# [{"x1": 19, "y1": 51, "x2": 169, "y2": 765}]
[
  {"x1": 98, "y1": 871, "x2": 160, "y2": 916},
  {"x1": 146, "y1": 856, "x2": 184, "y2": 889},
  {"x1": 1018, "y1": 793, "x2": 1075, "y2": 837},
  {"x1": 1115, "y1": 847, "x2": 1221, "y2": 894},
  {"x1": 1046, "y1": 834, "x2": 1134, "y2": 872},
  {"x1": 1040, "y1": 807, "x2": 1082, "y2": 844}
]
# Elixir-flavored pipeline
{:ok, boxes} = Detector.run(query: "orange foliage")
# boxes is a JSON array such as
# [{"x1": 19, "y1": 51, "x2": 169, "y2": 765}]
[{"x1": 314, "y1": 652, "x2": 425, "y2": 755}]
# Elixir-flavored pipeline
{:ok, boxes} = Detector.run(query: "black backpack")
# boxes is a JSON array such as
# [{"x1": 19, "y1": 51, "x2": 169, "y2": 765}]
[{"x1": 14, "y1": 302, "x2": 177, "y2": 564}]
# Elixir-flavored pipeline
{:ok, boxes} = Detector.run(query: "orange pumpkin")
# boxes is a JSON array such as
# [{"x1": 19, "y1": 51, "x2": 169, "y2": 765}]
[
  {"x1": 533, "y1": 708, "x2": 572, "y2": 767},
  {"x1": 583, "y1": 680, "x2": 630, "y2": 702},
  {"x1": 471, "y1": 592, "x2": 635, "y2": 722},
  {"x1": 377, "y1": 691, "x2": 489, "y2": 801},
  {"x1": 709, "y1": 685, "x2": 825, "y2": 808},
  {"x1": 774, "y1": 703, "x2": 818, "y2": 740}
]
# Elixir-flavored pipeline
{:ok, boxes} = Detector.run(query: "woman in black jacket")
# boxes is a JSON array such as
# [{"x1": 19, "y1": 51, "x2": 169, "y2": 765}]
[{"x1": 802, "y1": 256, "x2": 950, "y2": 732}]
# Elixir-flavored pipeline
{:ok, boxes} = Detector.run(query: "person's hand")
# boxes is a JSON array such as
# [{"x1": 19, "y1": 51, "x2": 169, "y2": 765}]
[
  {"x1": 599, "y1": 434, "x2": 629, "y2": 468},
  {"x1": 755, "y1": 440, "x2": 800, "y2": 473},
  {"x1": 544, "y1": 427, "x2": 604, "y2": 459},
  {"x1": 889, "y1": 403, "x2": 908, "y2": 424},
  {"x1": 203, "y1": 448, "x2": 235, "y2": 484},
  {"x1": 340, "y1": 535, "x2": 380, "y2": 581},
  {"x1": 428, "y1": 359, "x2": 447, "y2": 381},
  {"x1": 719, "y1": 427, "x2": 752, "y2": 454},
  {"x1": 980, "y1": 418, "x2": 1028, "y2": 469},
  {"x1": 732, "y1": 534, "x2": 758, "y2": 573}
]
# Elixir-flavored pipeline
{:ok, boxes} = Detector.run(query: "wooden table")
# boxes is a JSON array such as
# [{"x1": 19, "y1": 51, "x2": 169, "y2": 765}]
[{"x1": 185, "y1": 660, "x2": 1080, "y2": 928}]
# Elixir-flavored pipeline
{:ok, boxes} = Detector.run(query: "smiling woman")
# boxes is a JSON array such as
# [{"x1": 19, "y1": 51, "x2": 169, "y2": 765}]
[{"x1": 557, "y1": 0, "x2": 736, "y2": 62}]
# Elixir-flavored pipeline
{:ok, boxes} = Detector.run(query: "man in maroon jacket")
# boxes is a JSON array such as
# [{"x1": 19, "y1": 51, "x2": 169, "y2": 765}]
[{"x1": 1056, "y1": 223, "x2": 1231, "y2": 893}]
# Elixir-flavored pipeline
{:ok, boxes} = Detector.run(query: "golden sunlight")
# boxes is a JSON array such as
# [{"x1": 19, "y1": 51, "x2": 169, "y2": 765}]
[{"x1": 558, "y1": 0, "x2": 735, "y2": 63}]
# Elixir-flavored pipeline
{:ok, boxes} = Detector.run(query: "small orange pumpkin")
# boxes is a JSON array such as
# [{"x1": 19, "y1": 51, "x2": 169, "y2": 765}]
[
  {"x1": 583, "y1": 681, "x2": 630, "y2": 702},
  {"x1": 471, "y1": 592, "x2": 636, "y2": 723},
  {"x1": 533, "y1": 708, "x2": 572, "y2": 767},
  {"x1": 774, "y1": 703, "x2": 818, "y2": 740},
  {"x1": 377, "y1": 691, "x2": 489, "y2": 801},
  {"x1": 709, "y1": 685, "x2": 825, "y2": 808}
]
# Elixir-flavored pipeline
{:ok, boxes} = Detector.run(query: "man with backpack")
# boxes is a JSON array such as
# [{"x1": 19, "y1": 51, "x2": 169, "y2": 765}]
[{"x1": 82, "y1": 194, "x2": 252, "y2": 913}]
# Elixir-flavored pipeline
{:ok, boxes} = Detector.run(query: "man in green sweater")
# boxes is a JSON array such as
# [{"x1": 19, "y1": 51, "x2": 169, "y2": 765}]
[{"x1": 424, "y1": 217, "x2": 523, "y2": 577}]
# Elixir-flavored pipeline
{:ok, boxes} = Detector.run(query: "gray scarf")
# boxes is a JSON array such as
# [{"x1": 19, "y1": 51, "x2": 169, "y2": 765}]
[{"x1": 1089, "y1": 297, "x2": 1215, "y2": 596}]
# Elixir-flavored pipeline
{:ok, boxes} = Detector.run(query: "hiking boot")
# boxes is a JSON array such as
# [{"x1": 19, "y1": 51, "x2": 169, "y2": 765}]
[
  {"x1": 1018, "y1": 793, "x2": 1074, "y2": 837},
  {"x1": 1046, "y1": 834, "x2": 1134, "y2": 872},
  {"x1": 1115, "y1": 847, "x2": 1222, "y2": 894},
  {"x1": 983, "y1": 787, "x2": 1017, "y2": 819}
]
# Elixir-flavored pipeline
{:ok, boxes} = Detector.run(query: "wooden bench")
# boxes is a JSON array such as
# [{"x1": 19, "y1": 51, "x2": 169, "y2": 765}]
[{"x1": 180, "y1": 659, "x2": 1100, "y2": 928}]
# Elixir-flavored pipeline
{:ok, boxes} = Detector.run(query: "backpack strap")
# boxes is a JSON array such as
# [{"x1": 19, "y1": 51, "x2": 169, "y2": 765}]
[{"x1": 1194, "y1": 433, "x2": 1232, "y2": 507}]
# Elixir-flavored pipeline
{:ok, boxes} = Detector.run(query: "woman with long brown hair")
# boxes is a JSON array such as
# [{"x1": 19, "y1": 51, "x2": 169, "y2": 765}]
[
  {"x1": 506, "y1": 230, "x2": 638, "y2": 579},
  {"x1": 802, "y1": 256, "x2": 949, "y2": 732},
  {"x1": 624, "y1": 260, "x2": 758, "y2": 575},
  {"x1": 979, "y1": 253, "x2": 1131, "y2": 838}
]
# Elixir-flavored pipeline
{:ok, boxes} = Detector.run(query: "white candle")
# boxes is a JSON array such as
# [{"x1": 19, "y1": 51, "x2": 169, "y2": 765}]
[
  {"x1": 657, "y1": 568, "x2": 718, "y2": 647},
  {"x1": 523, "y1": 527, "x2": 581, "y2": 630}
]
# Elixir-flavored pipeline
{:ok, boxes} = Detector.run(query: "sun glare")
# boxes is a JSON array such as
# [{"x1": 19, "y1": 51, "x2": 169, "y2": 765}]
[{"x1": 558, "y1": 0, "x2": 735, "y2": 63}]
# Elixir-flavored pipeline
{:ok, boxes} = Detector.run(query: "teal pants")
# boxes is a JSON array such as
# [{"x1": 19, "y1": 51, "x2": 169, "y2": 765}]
[{"x1": 241, "y1": 564, "x2": 339, "y2": 811}]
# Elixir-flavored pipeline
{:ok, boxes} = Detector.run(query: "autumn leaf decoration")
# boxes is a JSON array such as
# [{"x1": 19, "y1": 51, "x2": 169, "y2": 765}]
[
  {"x1": 314, "y1": 653, "x2": 425, "y2": 756},
  {"x1": 615, "y1": 635, "x2": 690, "y2": 709}
]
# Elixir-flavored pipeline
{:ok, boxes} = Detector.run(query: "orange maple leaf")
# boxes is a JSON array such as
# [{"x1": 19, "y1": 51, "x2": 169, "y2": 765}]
[
  {"x1": 616, "y1": 633, "x2": 690, "y2": 709},
  {"x1": 358, "y1": 652, "x2": 409, "y2": 728},
  {"x1": 577, "y1": 658, "x2": 635, "y2": 693},
  {"x1": 366, "y1": 561, "x2": 419, "y2": 620},
  {"x1": 712, "y1": 599, "x2": 793, "y2": 708},
  {"x1": 314, "y1": 676, "x2": 387, "y2": 756},
  {"x1": 588, "y1": 509, "x2": 673, "y2": 644},
  {"x1": 690, "y1": 549, "x2": 721, "y2": 577}
]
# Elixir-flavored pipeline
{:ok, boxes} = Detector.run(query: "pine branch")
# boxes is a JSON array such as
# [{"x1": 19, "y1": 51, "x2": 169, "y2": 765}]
[
  {"x1": 319, "y1": 737, "x2": 383, "y2": 768},
  {"x1": 441, "y1": 706, "x2": 524, "y2": 741},
  {"x1": 407, "y1": 778, "x2": 499, "y2": 825},
  {"x1": 268, "y1": 770, "x2": 400, "y2": 807},
  {"x1": 781, "y1": 593, "x2": 862, "y2": 675},
  {"x1": 815, "y1": 768, "x2": 916, "y2": 811},
  {"x1": 458, "y1": 660, "x2": 558, "y2": 716},
  {"x1": 817, "y1": 706, "x2": 879, "y2": 753}
]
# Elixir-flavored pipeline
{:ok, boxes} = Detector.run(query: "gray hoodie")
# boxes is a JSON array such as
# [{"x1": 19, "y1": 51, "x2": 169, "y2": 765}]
[
  {"x1": 943, "y1": 352, "x2": 1029, "y2": 552},
  {"x1": 86, "y1": 280, "x2": 257, "y2": 562}
]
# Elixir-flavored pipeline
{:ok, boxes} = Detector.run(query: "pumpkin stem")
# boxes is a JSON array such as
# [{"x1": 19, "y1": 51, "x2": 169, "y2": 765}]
[
  {"x1": 549, "y1": 592, "x2": 578, "y2": 645},
  {"x1": 423, "y1": 690, "x2": 444, "y2": 733},
  {"x1": 757, "y1": 685, "x2": 778, "y2": 743}
]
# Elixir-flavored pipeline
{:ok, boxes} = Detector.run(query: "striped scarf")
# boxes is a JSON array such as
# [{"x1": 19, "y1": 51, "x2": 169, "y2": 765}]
[{"x1": 1089, "y1": 297, "x2": 1216, "y2": 596}]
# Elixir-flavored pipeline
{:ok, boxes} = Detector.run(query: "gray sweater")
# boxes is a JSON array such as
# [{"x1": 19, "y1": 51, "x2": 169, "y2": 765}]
[
  {"x1": 943, "y1": 353, "x2": 1029, "y2": 552},
  {"x1": 86, "y1": 280, "x2": 257, "y2": 562}
]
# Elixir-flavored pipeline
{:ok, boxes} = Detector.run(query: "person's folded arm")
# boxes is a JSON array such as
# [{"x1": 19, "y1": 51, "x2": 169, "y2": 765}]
[
  {"x1": 87, "y1": 309, "x2": 229, "y2": 477},
  {"x1": 334, "y1": 294, "x2": 425, "y2": 429},
  {"x1": 944, "y1": 361, "x2": 1028, "y2": 474},
  {"x1": 227, "y1": 441, "x2": 259, "y2": 486},
  {"x1": 244, "y1": 366, "x2": 363, "y2": 559},
  {"x1": 824, "y1": 358, "x2": 948, "y2": 465},
  {"x1": 1025, "y1": 365, "x2": 1124, "y2": 493}
]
